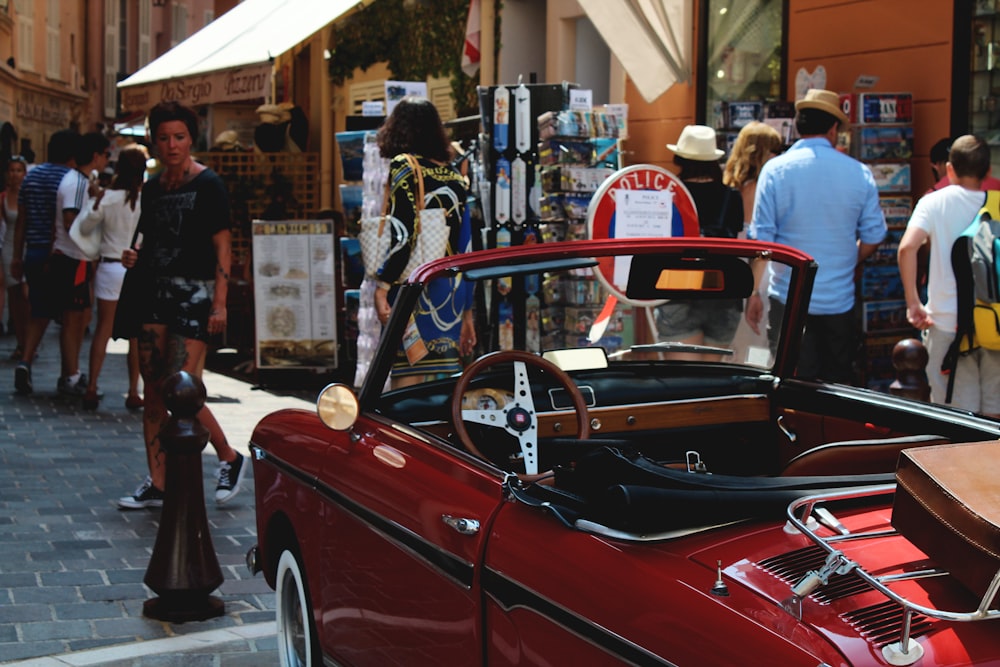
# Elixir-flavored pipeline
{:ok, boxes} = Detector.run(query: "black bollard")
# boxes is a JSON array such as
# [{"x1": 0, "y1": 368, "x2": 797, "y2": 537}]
[
  {"x1": 142, "y1": 371, "x2": 225, "y2": 622},
  {"x1": 889, "y1": 338, "x2": 930, "y2": 402}
]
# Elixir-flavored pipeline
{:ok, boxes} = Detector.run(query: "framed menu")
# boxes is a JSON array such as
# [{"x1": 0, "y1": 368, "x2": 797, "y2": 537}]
[{"x1": 252, "y1": 219, "x2": 337, "y2": 369}]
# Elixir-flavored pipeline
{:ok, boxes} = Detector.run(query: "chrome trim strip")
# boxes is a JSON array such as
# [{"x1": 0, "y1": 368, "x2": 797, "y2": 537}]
[
  {"x1": 252, "y1": 444, "x2": 476, "y2": 589},
  {"x1": 483, "y1": 567, "x2": 677, "y2": 666}
]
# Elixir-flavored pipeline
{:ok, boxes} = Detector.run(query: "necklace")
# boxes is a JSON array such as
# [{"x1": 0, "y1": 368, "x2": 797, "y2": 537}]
[{"x1": 162, "y1": 166, "x2": 191, "y2": 191}]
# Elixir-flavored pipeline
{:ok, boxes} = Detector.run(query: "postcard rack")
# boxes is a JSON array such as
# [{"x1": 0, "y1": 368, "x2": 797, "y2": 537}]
[{"x1": 784, "y1": 485, "x2": 1000, "y2": 666}]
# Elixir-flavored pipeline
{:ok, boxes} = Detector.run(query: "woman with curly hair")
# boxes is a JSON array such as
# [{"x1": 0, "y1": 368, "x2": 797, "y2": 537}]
[
  {"x1": 722, "y1": 121, "x2": 784, "y2": 230},
  {"x1": 372, "y1": 97, "x2": 475, "y2": 388}
]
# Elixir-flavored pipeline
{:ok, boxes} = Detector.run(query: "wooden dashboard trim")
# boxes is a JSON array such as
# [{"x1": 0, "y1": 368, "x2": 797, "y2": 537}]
[{"x1": 536, "y1": 394, "x2": 770, "y2": 437}]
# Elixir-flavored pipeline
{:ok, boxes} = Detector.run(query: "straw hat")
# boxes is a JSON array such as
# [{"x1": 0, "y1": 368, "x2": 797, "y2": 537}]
[
  {"x1": 795, "y1": 88, "x2": 849, "y2": 125},
  {"x1": 666, "y1": 125, "x2": 724, "y2": 161}
]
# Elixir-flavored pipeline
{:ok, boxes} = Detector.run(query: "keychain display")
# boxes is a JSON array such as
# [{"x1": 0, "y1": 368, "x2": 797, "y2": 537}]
[
  {"x1": 498, "y1": 300, "x2": 514, "y2": 351},
  {"x1": 495, "y1": 224, "x2": 512, "y2": 295},
  {"x1": 493, "y1": 87, "x2": 510, "y2": 152},
  {"x1": 495, "y1": 156, "x2": 511, "y2": 225},
  {"x1": 511, "y1": 156, "x2": 527, "y2": 225},
  {"x1": 523, "y1": 227, "x2": 541, "y2": 353},
  {"x1": 514, "y1": 81, "x2": 531, "y2": 154}
]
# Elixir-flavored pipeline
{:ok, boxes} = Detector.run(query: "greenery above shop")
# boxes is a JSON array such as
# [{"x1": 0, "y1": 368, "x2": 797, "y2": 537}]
[{"x1": 328, "y1": 0, "x2": 496, "y2": 116}]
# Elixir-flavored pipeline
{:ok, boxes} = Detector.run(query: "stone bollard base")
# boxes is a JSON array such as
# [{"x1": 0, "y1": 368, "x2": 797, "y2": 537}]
[{"x1": 144, "y1": 593, "x2": 225, "y2": 623}]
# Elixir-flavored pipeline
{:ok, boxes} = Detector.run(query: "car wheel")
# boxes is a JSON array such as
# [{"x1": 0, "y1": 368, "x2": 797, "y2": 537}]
[{"x1": 276, "y1": 548, "x2": 318, "y2": 667}]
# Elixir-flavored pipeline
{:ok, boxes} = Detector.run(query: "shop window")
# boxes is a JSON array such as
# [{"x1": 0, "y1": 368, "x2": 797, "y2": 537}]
[
  {"x1": 703, "y1": 0, "x2": 784, "y2": 130},
  {"x1": 971, "y1": 3, "x2": 1000, "y2": 171}
]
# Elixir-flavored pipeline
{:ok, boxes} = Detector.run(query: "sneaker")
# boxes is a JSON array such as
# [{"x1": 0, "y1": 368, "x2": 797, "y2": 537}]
[
  {"x1": 14, "y1": 362, "x2": 31, "y2": 395},
  {"x1": 57, "y1": 374, "x2": 87, "y2": 397},
  {"x1": 215, "y1": 452, "x2": 248, "y2": 504},
  {"x1": 117, "y1": 476, "x2": 165, "y2": 510}
]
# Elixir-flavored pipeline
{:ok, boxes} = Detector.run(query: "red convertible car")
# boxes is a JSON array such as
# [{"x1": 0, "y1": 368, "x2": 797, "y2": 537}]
[{"x1": 247, "y1": 238, "x2": 1000, "y2": 666}]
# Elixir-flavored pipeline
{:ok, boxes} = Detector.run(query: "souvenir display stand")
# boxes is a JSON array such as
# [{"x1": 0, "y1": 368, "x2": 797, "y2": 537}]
[
  {"x1": 839, "y1": 92, "x2": 918, "y2": 390},
  {"x1": 475, "y1": 82, "x2": 577, "y2": 352},
  {"x1": 535, "y1": 107, "x2": 629, "y2": 352}
]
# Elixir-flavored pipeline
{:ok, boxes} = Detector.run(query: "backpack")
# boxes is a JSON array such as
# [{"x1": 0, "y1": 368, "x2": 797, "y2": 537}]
[{"x1": 942, "y1": 190, "x2": 1000, "y2": 402}]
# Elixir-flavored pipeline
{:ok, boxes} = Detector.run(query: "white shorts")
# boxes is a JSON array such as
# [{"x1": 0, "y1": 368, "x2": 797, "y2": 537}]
[
  {"x1": 94, "y1": 260, "x2": 126, "y2": 301},
  {"x1": 923, "y1": 326, "x2": 1000, "y2": 415}
]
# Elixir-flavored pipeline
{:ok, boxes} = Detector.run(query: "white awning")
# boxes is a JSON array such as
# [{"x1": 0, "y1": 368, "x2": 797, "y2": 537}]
[
  {"x1": 118, "y1": 0, "x2": 367, "y2": 112},
  {"x1": 576, "y1": 0, "x2": 692, "y2": 104}
]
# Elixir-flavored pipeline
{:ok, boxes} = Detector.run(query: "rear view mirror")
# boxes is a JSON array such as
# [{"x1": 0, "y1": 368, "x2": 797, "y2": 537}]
[{"x1": 626, "y1": 254, "x2": 754, "y2": 300}]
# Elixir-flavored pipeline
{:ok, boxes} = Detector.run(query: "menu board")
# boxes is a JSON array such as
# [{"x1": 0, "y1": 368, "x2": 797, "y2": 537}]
[{"x1": 252, "y1": 219, "x2": 337, "y2": 369}]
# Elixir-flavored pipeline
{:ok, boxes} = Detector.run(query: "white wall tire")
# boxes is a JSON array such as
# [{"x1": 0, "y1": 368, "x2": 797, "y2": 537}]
[{"x1": 276, "y1": 548, "x2": 317, "y2": 667}]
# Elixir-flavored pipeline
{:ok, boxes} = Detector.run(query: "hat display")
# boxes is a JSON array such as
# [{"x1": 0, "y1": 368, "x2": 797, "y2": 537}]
[
  {"x1": 256, "y1": 103, "x2": 291, "y2": 124},
  {"x1": 795, "y1": 88, "x2": 849, "y2": 125},
  {"x1": 212, "y1": 130, "x2": 241, "y2": 151},
  {"x1": 666, "y1": 125, "x2": 724, "y2": 161}
]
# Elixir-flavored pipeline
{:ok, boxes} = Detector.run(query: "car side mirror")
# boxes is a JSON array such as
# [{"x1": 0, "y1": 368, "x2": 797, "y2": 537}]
[{"x1": 316, "y1": 383, "x2": 360, "y2": 431}]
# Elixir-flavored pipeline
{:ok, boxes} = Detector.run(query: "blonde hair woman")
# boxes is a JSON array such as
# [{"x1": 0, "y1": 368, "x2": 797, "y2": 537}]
[{"x1": 722, "y1": 121, "x2": 783, "y2": 226}]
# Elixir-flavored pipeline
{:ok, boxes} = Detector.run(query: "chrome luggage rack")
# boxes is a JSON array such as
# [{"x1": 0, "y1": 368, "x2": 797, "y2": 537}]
[{"x1": 784, "y1": 484, "x2": 1000, "y2": 666}]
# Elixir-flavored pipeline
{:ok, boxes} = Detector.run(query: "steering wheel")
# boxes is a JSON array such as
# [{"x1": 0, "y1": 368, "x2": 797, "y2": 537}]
[{"x1": 451, "y1": 350, "x2": 590, "y2": 475}]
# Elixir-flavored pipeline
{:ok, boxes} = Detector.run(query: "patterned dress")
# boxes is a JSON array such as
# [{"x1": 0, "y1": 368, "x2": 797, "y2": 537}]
[{"x1": 377, "y1": 154, "x2": 472, "y2": 379}]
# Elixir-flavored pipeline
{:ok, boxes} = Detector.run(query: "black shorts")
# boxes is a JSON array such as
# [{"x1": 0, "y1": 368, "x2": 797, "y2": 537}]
[
  {"x1": 148, "y1": 276, "x2": 215, "y2": 342},
  {"x1": 27, "y1": 252, "x2": 92, "y2": 319}
]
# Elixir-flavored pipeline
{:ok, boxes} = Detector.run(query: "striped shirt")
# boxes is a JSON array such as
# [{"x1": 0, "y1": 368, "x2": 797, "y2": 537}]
[{"x1": 19, "y1": 162, "x2": 71, "y2": 249}]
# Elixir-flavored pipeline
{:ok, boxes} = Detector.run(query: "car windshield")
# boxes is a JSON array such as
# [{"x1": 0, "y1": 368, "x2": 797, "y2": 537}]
[{"x1": 363, "y1": 238, "x2": 815, "y2": 398}]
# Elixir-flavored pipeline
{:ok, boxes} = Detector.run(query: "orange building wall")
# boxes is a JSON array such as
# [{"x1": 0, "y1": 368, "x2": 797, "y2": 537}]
[
  {"x1": 624, "y1": 0, "x2": 956, "y2": 196},
  {"x1": 787, "y1": 0, "x2": 954, "y2": 196}
]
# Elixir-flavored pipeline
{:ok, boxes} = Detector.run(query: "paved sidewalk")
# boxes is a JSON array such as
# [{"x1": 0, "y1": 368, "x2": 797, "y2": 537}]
[{"x1": 0, "y1": 325, "x2": 315, "y2": 665}]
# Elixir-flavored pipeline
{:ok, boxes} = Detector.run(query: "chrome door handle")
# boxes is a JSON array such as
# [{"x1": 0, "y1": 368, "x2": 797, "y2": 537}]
[
  {"x1": 777, "y1": 415, "x2": 797, "y2": 443},
  {"x1": 442, "y1": 515, "x2": 480, "y2": 535}
]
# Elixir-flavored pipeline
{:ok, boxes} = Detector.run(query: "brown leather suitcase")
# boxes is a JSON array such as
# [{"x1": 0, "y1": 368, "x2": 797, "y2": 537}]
[{"x1": 892, "y1": 440, "x2": 1000, "y2": 601}]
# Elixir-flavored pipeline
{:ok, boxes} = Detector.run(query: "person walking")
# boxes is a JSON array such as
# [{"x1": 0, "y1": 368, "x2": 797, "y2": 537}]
[
  {"x1": 10, "y1": 130, "x2": 80, "y2": 395},
  {"x1": 50, "y1": 131, "x2": 111, "y2": 396},
  {"x1": 898, "y1": 134, "x2": 1000, "y2": 416},
  {"x1": 722, "y1": 121, "x2": 783, "y2": 234},
  {"x1": 0, "y1": 155, "x2": 28, "y2": 358},
  {"x1": 372, "y1": 96, "x2": 475, "y2": 388},
  {"x1": 656, "y1": 124, "x2": 744, "y2": 360},
  {"x1": 747, "y1": 88, "x2": 887, "y2": 383},
  {"x1": 116, "y1": 101, "x2": 246, "y2": 509},
  {"x1": 75, "y1": 145, "x2": 146, "y2": 411}
]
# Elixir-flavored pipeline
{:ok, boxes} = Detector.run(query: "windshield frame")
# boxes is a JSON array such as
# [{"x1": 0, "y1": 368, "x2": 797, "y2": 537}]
[{"x1": 359, "y1": 237, "x2": 817, "y2": 407}]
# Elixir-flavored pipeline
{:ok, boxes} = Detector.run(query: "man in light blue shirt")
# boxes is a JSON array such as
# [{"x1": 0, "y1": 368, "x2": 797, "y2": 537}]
[{"x1": 747, "y1": 88, "x2": 886, "y2": 383}]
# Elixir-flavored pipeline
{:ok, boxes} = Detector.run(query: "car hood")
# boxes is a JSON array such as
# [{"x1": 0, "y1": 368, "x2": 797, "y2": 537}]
[{"x1": 678, "y1": 504, "x2": 1000, "y2": 667}]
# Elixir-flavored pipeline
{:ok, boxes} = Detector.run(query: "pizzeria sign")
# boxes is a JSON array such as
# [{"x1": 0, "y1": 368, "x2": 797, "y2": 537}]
[{"x1": 118, "y1": 63, "x2": 271, "y2": 112}]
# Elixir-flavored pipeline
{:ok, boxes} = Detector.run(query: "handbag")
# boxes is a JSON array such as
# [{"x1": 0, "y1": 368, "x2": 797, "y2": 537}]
[
  {"x1": 359, "y1": 178, "x2": 392, "y2": 278},
  {"x1": 112, "y1": 260, "x2": 151, "y2": 340},
  {"x1": 69, "y1": 199, "x2": 102, "y2": 261},
  {"x1": 359, "y1": 154, "x2": 450, "y2": 280}
]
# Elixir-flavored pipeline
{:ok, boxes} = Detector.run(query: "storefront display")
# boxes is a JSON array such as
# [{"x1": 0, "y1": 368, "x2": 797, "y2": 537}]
[
  {"x1": 845, "y1": 92, "x2": 918, "y2": 390},
  {"x1": 971, "y1": 4, "x2": 1000, "y2": 173}
]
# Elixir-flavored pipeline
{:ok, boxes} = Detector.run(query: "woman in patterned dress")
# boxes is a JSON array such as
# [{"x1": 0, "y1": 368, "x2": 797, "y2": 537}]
[{"x1": 373, "y1": 97, "x2": 476, "y2": 387}]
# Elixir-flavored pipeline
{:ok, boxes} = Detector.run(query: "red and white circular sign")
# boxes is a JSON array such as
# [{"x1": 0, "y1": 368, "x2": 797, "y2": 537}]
[{"x1": 585, "y1": 164, "x2": 699, "y2": 305}]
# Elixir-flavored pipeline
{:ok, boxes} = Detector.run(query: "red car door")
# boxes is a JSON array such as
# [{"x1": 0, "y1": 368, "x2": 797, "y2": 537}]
[{"x1": 316, "y1": 414, "x2": 504, "y2": 666}]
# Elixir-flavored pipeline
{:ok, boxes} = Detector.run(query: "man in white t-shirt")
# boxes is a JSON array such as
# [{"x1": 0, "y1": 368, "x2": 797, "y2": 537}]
[
  {"x1": 898, "y1": 134, "x2": 1000, "y2": 415},
  {"x1": 49, "y1": 132, "x2": 110, "y2": 395}
]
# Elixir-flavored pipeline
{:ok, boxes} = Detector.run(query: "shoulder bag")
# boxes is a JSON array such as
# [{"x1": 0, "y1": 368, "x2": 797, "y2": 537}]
[{"x1": 358, "y1": 154, "x2": 450, "y2": 280}]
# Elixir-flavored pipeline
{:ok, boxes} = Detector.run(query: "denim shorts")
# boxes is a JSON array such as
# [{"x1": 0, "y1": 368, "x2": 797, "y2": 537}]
[{"x1": 655, "y1": 299, "x2": 741, "y2": 347}]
